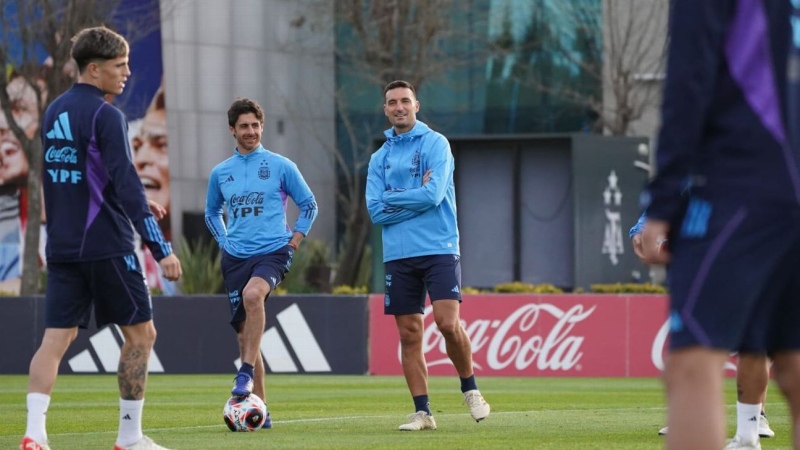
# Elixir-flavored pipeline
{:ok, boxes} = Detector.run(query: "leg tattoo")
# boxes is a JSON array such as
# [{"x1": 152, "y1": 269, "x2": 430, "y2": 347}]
[{"x1": 118, "y1": 344, "x2": 149, "y2": 400}]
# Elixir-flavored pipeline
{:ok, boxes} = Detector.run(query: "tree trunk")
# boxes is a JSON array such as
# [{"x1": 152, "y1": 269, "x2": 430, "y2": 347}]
[
  {"x1": 21, "y1": 137, "x2": 43, "y2": 295},
  {"x1": 306, "y1": 265, "x2": 332, "y2": 293},
  {"x1": 332, "y1": 203, "x2": 371, "y2": 287}
]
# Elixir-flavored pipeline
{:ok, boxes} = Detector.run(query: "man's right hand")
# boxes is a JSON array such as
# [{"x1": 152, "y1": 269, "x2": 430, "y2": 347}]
[
  {"x1": 631, "y1": 234, "x2": 645, "y2": 260},
  {"x1": 159, "y1": 254, "x2": 182, "y2": 281},
  {"x1": 641, "y1": 219, "x2": 671, "y2": 265},
  {"x1": 147, "y1": 199, "x2": 167, "y2": 220}
]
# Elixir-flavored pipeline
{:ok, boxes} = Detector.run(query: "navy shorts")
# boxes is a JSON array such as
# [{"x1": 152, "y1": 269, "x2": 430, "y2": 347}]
[
  {"x1": 384, "y1": 254, "x2": 462, "y2": 315},
  {"x1": 221, "y1": 245, "x2": 293, "y2": 329},
  {"x1": 45, "y1": 254, "x2": 152, "y2": 329},
  {"x1": 668, "y1": 198, "x2": 800, "y2": 354}
]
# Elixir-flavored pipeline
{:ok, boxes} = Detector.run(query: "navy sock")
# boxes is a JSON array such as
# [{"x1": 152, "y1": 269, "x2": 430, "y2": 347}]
[
  {"x1": 239, "y1": 363, "x2": 255, "y2": 378},
  {"x1": 412, "y1": 395, "x2": 431, "y2": 415},
  {"x1": 460, "y1": 375, "x2": 478, "y2": 393}
]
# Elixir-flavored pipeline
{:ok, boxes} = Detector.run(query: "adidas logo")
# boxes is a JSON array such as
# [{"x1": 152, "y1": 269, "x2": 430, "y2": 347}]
[
  {"x1": 235, "y1": 304, "x2": 330, "y2": 373},
  {"x1": 122, "y1": 414, "x2": 132, "y2": 420},
  {"x1": 451, "y1": 285, "x2": 460, "y2": 293},
  {"x1": 68, "y1": 325, "x2": 164, "y2": 373},
  {"x1": 225, "y1": 175, "x2": 234, "y2": 183},
  {"x1": 45, "y1": 112, "x2": 73, "y2": 141},
  {"x1": 748, "y1": 416, "x2": 758, "y2": 422}
]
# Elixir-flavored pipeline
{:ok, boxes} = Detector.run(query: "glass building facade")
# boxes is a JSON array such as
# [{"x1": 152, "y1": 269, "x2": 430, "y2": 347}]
[
  {"x1": 334, "y1": 0, "x2": 602, "y2": 140},
  {"x1": 332, "y1": 0, "x2": 603, "y2": 277}
]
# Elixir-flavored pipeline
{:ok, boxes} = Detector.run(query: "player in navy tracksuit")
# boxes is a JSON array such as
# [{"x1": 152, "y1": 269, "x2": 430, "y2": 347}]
[
  {"x1": 639, "y1": 1, "x2": 800, "y2": 448},
  {"x1": 630, "y1": 212, "x2": 775, "y2": 442},
  {"x1": 21, "y1": 27, "x2": 181, "y2": 450},
  {"x1": 205, "y1": 97, "x2": 317, "y2": 427}
]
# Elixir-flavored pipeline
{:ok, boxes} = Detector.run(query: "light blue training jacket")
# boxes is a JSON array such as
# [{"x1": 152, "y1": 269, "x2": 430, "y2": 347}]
[
  {"x1": 366, "y1": 121, "x2": 459, "y2": 262},
  {"x1": 629, "y1": 211, "x2": 646, "y2": 239},
  {"x1": 205, "y1": 145, "x2": 318, "y2": 258}
]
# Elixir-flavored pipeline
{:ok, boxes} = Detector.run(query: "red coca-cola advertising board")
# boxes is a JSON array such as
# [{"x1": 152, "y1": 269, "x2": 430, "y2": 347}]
[{"x1": 369, "y1": 294, "x2": 676, "y2": 377}]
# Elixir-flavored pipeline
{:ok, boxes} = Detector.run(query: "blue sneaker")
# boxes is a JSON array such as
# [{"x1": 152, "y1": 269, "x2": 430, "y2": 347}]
[
  {"x1": 262, "y1": 411, "x2": 272, "y2": 429},
  {"x1": 231, "y1": 372, "x2": 254, "y2": 397}
]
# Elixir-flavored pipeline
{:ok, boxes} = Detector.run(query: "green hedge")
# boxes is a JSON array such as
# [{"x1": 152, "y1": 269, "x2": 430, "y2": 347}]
[{"x1": 589, "y1": 283, "x2": 667, "y2": 294}]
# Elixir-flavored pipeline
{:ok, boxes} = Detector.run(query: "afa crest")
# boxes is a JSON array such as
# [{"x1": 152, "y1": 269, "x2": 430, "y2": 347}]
[
  {"x1": 410, "y1": 150, "x2": 421, "y2": 177},
  {"x1": 258, "y1": 160, "x2": 270, "y2": 180}
]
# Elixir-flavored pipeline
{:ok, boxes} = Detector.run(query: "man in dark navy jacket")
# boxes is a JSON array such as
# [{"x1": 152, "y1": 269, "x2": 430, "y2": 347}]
[
  {"x1": 20, "y1": 26, "x2": 181, "y2": 450},
  {"x1": 640, "y1": 1, "x2": 800, "y2": 449}
]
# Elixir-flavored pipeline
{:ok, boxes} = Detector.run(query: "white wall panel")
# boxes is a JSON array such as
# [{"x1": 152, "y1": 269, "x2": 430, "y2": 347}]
[
  {"x1": 196, "y1": 45, "x2": 231, "y2": 111},
  {"x1": 195, "y1": 1, "x2": 231, "y2": 46}
]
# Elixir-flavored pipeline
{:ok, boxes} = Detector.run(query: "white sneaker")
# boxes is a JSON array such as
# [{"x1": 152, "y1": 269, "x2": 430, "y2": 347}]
[
  {"x1": 658, "y1": 426, "x2": 668, "y2": 435},
  {"x1": 398, "y1": 411, "x2": 437, "y2": 431},
  {"x1": 113, "y1": 435, "x2": 172, "y2": 450},
  {"x1": 758, "y1": 415, "x2": 775, "y2": 438},
  {"x1": 463, "y1": 389, "x2": 490, "y2": 422},
  {"x1": 724, "y1": 435, "x2": 762, "y2": 450}
]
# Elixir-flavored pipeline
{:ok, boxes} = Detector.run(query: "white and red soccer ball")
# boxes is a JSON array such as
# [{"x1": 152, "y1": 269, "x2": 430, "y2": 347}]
[{"x1": 223, "y1": 394, "x2": 267, "y2": 432}]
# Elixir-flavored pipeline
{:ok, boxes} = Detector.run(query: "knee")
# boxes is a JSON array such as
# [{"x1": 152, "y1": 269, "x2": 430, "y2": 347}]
[
  {"x1": 59, "y1": 328, "x2": 79, "y2": 346},
  {"x1": 738, "y1": 354, "x2": 769, "y2": 376},
  {"x1": 663, "y1": 349, "x2": 729, "y2": 392},
  {"x1": 772, "y1": 356, "x2": 800, "y2": 397},
  {"x1": 773, "y1": 370, "x2": 798, "y2": 398},
  {"x1": 140, "y1": 324, "x2": 157, "y2": 347},
  {"x1": 662, "y1": 362, "x2": 695, "y2": 396},
  {"x1": 435, "y1": 317, "x2": 462, "y2": 339},
  {"x1": 242, "y1": 286, "x2": 268, "y2": 310},
  {"x1": 41, "y1": 328, "x2": 80, "y2": 354},
  {"x1": 125, "y1": 322, "x2": 157, "y2": 349},
  {"x1": 66, "y1": 328, "x2": 79, "y2": 343},
  {"x1": 398, "y1": 325, "x2": 422, "y2": 348},
  {"x1": 663, "y1": 355, "x2": 701, "y2": 388}
]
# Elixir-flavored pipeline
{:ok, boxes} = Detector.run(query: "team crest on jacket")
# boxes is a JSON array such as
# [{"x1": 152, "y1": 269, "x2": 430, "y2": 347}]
[
  {"x1": 410, "y1": 151, "x2": 421, "y2": 178},
  {"x1": 259, "y1": 160, "x2": 270, "y2": 180}
]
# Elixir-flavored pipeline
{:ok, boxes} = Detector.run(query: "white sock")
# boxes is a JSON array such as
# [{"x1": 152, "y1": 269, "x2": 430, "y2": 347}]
[
  {"x1": 736, "y1": 401, "x2": 761, "y2": 443},
  {"x1": 116, "y1": 398, "x2": 144, "y2": 447},
  {"x1": 25, "y1": 393, "x2": 50, "y2": 444}
]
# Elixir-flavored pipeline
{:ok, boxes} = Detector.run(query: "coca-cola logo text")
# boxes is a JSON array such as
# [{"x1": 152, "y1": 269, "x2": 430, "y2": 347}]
[
  {"x1": 45, "y1": 146, "x2": 78, "y2": 164},
  {"x1": 407, "y1": 303, "x2": 596, "y2": 372},
  {"x1": 229, "y1": 192, "x2": 265, "y2": 207}
]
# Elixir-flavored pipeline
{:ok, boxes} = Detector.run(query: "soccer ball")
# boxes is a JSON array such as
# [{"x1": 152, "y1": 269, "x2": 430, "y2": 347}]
[{"x1": 223, "y1": 394, "x2": 267, "y2": 432}]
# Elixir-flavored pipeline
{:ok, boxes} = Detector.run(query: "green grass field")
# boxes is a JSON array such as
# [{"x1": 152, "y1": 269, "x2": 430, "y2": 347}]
[{"x1": 0, "y1": 375, "x2": 792, "y2": 449}]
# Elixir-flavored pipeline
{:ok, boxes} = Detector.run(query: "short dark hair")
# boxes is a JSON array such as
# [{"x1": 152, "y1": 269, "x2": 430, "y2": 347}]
[
  {"x1": 71, "y1": 26, "x2": 129, "y2": 73},
  {"x1": 227, "y1": 97, "x2": 265, "y2": 127},
  {"x1": 383, "y1": 80, "x2": 416, "y2": 101}
]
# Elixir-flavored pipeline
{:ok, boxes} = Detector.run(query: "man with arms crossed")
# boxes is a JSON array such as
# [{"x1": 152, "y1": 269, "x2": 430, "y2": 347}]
[
  {"x1": 20, "y1": 26, "x2": 182, "y2": 450},
  {"x1": 205, "y1": 97, "x2": 318, "y2": 428},
  {"x1": 640, "y1": 1, "x2": 800, "y2": 449},
  {"x1": 366, "y1": 80, "x2": 489, "y2": 431}
]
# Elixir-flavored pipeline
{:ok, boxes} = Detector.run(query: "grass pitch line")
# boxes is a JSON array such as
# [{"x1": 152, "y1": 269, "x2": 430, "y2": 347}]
[
  {"x1": 51, "y1": 406, "x2": 669, "y2": 437},
  {"x1": 52, "y1": 409, "x2": 546, "y2": 437}
]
